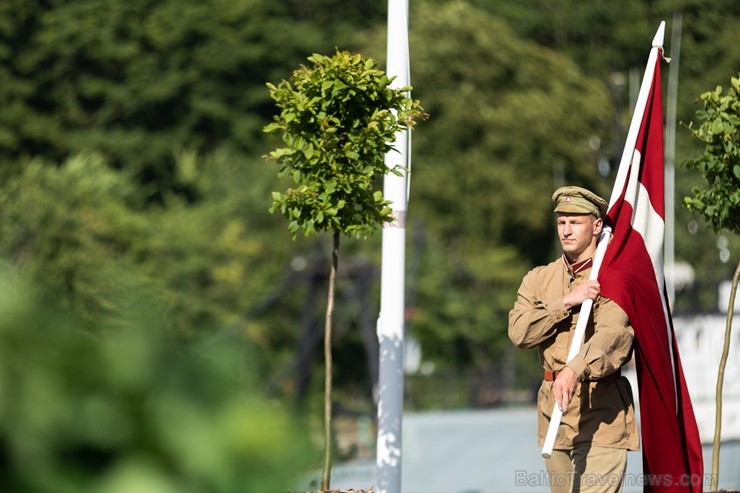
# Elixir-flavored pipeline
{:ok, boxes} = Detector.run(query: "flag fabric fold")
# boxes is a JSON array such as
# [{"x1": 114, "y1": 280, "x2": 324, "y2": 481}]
[{"x1": 599, "y1": 55, "x2": 704, "y2": 492}]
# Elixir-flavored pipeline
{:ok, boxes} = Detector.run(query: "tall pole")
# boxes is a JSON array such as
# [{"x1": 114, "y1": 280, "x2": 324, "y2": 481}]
[
  {"x1": 665, "y1": 11, "x2": 682, "y2": 308},
  {"x1": 376, "y1": 2, "x2": 410, "y2": 493}
]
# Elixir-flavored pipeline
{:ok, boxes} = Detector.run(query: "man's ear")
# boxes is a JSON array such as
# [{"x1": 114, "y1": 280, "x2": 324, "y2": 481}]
[{"x1": 593, "y1": 217, "x2": 604, "y2": 235}]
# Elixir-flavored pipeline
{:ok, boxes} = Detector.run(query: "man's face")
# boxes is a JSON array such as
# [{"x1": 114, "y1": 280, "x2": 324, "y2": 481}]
[{"x1": 556, "y1": 213, "x2": 603, "y2": 262}]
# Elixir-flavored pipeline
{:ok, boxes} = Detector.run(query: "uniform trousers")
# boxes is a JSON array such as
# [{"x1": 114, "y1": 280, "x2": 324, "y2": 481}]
[{"x1": 544, "y1": 446, "x2": 627, "y2": 493}]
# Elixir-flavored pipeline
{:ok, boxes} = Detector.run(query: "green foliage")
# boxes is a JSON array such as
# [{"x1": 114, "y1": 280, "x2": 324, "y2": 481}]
[
  {"x1": 0, "y1": 276, "x2": 311, "y2": 493},
  {"x1": 469, "y1": 0, "x2": 654, "y2": 75},
  {"x1": 402, "y1": 1, "x2": 613, "y2": 266},
  {"x1": 411, "y1": 233, "x2": 531, "y2": 371},
  {"x1": 683, "y1": 75, "x2": 740, "y2": 234},
  {"x1": 0, "y1": 154, "x2": 150, "y2": 320},
  {"x1": 664, "y1": 0, "x2": 740, "y2": 124},
  {"x1": 282, "y1": 0, "x2": 386, "y2": 46},
  {"x1": 0, "y1": 0, "x2": 325, "y2": 197},
  {"x1": 264, "y1": 50, "x2": 426, "y2": 239},
  {"x1": 0, "y1": 151, "x2": 295, "y2": 350}
]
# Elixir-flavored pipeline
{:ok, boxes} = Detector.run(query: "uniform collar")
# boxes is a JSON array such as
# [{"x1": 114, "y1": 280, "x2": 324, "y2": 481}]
[{"x1": 561, "y1": 253, "x2": 593, "y2": 277}]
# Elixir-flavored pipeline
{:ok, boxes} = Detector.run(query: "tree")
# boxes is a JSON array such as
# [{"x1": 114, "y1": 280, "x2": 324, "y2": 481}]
[
  {"x1": 264, "y1": 51, "x2": 425, "y2": 490},
  {"x1": 683, "y1": 74, "x2": 740, "y2": 491},
  {"x1": 0, "y1": 151, "x2": 292, "y2": 344},
  {"x1": 0, "y1": 0, "x2": 326, "y2": 198},
  {"x1": 0, "y1": 154, "x2": 150, "y2": 321}
]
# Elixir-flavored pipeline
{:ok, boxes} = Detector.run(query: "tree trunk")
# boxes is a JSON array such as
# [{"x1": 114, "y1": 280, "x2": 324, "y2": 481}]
[
  {"x1": 710, "y1": 258, "x2": 740, "y2": 491},
  {"x1": 320, "y1": 230, "x2": 340, "y2": 491}
]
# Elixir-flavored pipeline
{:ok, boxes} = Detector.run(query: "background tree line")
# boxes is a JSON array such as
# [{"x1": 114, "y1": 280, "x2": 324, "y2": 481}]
[{"x1": 1, "y1": 0, "x2": 739, "y2": 419}]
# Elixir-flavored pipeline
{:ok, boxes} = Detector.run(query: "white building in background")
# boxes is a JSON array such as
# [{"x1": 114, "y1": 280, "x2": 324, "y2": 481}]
[{"x1": 674, "y1": 313, "x2": 740, "y2": 442}]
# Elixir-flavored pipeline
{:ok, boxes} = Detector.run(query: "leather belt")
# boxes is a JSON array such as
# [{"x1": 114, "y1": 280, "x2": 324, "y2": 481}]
[
  {"x1": 543, "y1": 369, "x2": 560, "y2": 381},
  {"x1": 544, "y1": 369, "x2": 621, "y2": 382}
]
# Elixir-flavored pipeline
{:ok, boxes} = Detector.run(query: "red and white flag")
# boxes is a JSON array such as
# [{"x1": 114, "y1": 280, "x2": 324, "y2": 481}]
[{"x1": 599, "y1": 43, "x2": 704, "y2": 492}]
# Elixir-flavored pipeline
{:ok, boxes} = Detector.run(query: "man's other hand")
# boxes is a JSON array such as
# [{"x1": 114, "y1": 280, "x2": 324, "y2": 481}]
[{"x1": 553, "y1": 367, "x2": 579, "y2": 413}]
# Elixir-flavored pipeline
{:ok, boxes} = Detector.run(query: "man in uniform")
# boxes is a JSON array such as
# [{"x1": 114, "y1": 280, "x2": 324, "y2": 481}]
[{"x1": 508, "y1": 186, "x2": 639, "y2": 493}]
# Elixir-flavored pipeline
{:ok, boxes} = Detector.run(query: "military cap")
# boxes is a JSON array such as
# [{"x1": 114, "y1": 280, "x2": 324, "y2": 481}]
[{"x1": 552, "y1": 186, "x2": 608, "y2": 218}]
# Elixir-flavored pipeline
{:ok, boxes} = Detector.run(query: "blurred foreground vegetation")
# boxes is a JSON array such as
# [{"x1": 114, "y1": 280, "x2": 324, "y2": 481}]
[
  {"x1": 0, "y1": 0, "x2": 739, "y2": 426},
  {"x1": 0, "y1": 274, "x2": 312, "y2": 492}
]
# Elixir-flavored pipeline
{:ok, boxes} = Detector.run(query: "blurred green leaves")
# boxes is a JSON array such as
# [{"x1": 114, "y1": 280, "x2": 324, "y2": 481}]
[
  {"x1": 0, "y1": 276, "x2": 312, "y2": 493},
  {"x1": 0, "y1": 154, "x2": 148, "y2": 319},
  {"x1": 0, "y1": 150, "x2": 295, "y2": 350},
  {"x1": 0, "y1": 0, "x2": 325, "y2": 197}
]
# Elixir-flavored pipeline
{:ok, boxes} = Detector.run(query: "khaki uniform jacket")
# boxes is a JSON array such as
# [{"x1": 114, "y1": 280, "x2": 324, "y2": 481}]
[{"x1": 508, "y1": 256, "x2": 640, "y2": 451}]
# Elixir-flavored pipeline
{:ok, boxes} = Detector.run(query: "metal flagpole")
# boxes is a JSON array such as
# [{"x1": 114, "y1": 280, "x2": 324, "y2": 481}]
[
  {"x1": 376, "y1": 1, "x2": 410, "y2": 492},
  {"x1": 541, "y1": 21, "x2": 666, "y2": 458},
  {"x1": 665, "y1": 11, "x2": 682, "y2": 308}
]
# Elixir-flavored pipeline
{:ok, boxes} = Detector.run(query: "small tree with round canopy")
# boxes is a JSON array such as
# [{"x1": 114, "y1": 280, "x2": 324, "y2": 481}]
[{"x1": 264, "y1": 50, "x2": 425, "y2": 491}]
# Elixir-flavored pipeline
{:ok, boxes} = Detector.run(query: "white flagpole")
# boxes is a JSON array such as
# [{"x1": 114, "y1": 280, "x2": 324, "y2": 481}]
[
  {"x1": 541, "y1": 21, "x2": 666, "y2": 459},
  {"x1": 376, "y1": 1, "x2": 410, "y2": 492}
]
